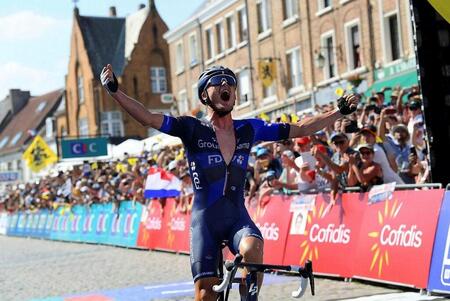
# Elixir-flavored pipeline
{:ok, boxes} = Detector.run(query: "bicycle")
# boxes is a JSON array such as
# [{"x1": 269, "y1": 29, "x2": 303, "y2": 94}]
[{"x1": 213, "y1": 243, "x2": 315, "y2": 301}]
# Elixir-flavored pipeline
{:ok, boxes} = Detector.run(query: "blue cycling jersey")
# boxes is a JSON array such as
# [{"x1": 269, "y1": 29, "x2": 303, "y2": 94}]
[{"x1": 159, "y1": 115, "x2": 290, "y2": 281}]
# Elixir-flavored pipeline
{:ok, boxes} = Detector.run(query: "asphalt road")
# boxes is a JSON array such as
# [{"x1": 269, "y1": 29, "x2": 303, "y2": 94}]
[{"x1": 0, "y1": 236, "x2": 447, "y2": 301}]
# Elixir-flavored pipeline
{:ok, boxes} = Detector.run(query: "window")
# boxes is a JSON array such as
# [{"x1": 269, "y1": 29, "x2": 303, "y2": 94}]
[
  {"x1": 206, "y1": 28, "x2": 215, "y2": 60},
  {"x1": 191, "y1": 84, "x2": 198, "y2": 109},
  {"x1": 10, "y1": 132, "x2": 22, "y2": 146},
  {"x1": 189, "y1": 33, "x2": 199, "y2": 65},
  {"x1": 345, "y1": 22, "x2": 361, "y2": 70},
  {"x1": 101, "y1": 111, "x2": 124, "y2": 137},
  {"x1": 286, "y1": 47, "x2": 303, "y2": 90},
  {"x1": 318, "y1": 0, "x2": 332, "y2": 11},
  {"x1": 178, "y1": 90, "x2": 188, "y2": 115},
  {"x1": 0, "y1": 136, "x2": 9, "y2": 149},
  {"x1": 237, "y1": 8, "x2": 248, "y2": 43},
  {"x1": 216, "y1": 22, "x2": 225, "y2": 54},
  {"x1": 321, "y1": 33, "x2": 337, "y2": 79},
  {"x1": 226, "y1": 15, "x2": 237, "y2": 49},
  {"x1": 257, "y1": 0, "x2": 271, "y2": 34},
  {"x1": 77, "y1": 76, "x2": 84, "y2": 104},
  {"x1": 384, "y1": 13, "x2": 401, "y2": 62},
  {"x1": 263, "y1": 83, "x2": 275, "y2": 99},
  {"x1": 151, "y1": 67, "x2": 167, "y2": 93},
  {"x1": 237, "y1": 69, "x2": 251, "y2": 105},
  {"x1": 283, "y1": 0, "x2": 298, "y2": 20},
  {"x1": 78, "y1": 117, "x2": 89, "y2": 136},
  {"x1": 16, "y1": 160, "x2": 22, "y2": 171},
  {"x1": 36, "y1": 102, "x2": 46, "y2": 112},
  {"x1": 175, "y1": 41, "x2": 184, "y2": 73}
]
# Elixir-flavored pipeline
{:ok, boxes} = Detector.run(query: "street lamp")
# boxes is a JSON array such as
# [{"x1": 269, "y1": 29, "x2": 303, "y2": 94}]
[{"x1": 314, "y1": 45, "x2": 342, "y2": 69}]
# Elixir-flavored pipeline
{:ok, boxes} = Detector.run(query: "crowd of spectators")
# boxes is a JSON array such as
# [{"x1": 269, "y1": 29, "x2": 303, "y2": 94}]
[{"x1": 0, "y1": 85, "x2": 429, "y2": 213}]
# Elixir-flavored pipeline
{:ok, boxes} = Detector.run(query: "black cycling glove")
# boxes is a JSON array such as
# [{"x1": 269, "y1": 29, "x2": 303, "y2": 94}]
[
  {"x1": 337, "y1": 96, "x2": 356, "y2": 115},
  {"x1": 100, "y1": 69, "x2": 119, "y2": 94}
]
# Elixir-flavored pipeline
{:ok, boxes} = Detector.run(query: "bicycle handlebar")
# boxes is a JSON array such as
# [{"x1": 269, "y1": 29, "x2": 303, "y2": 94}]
[{"x1": 213, "y1": 255, "x2": 315, "y2": 298}]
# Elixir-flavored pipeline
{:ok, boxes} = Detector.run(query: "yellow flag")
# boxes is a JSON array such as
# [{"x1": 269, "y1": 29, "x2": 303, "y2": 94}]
[
  {"x1": 335, "y1": 87, "x2": 345, "y2": 97},
  {"x1": 128, "y1": 158, "x2": 138, "y2": 166},
  {"x1": 291, "y1": 114, "x2": 299, "y2": 123},
  {"x1": 22, "y1": 135, "x2": 57, "y2": 173},
  {"x1": 116, "y1": 163, "x2": 127, "y2": 173},
  {"x1": 280, "y1": 113, "x2": 289, "y2": 123},
  {"x1": 259, "y1": 112, "x2": 270, "y2": 122},
  {"x1": 91, "y1": 162, "x2": 98, "y2": 170},
  {"x1": 428, "y1": 0, "x2": 450, "y2": 23},
  {"x1": 258, "y1": 60, "x2": 276, "y2": 87}
]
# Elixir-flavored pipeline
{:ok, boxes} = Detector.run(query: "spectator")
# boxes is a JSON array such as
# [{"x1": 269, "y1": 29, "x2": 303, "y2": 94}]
[
  {"x1": 347, "y1": 144, "x2": 383, "y2": 191},
  {"x1": 270, "y1": 150, "x2": 299, "y2": 193},
  {"x1": 253, "y1": 147, "x2": 282, "y2": 188}
]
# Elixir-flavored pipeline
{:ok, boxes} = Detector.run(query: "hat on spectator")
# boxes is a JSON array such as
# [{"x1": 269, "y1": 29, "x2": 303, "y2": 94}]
[
  {"x1": 360, "y1": 125, "x2": 377, "y2": 136},
  {"x1": 314, "y1": 130, "x2": 326, "y2": 136},
  {"x1": 256, "y1": 148, "x2": 269, "y2": 158},
  {"x1": 314, "y1": 144, "x2": 328, "y2": 154},
  {"x1": 92, "y1": 183, "x2": 101, "y2": 190},
  {"x1": 356, "y1": 143, "x2": 374, "y2": 152},
  {"x1": 296, "y1": 137, "x2": 311, "y2": 145},
  {"x1": 250, "y1": 146, "x2": 261, "y2": 154},
  {"x1": 330, "y1": 132, "x2": 348, "y2": 142},
  {"x1": 391, "y1": 90, "x2": 399, "y2": 97},
  {"x1": 98, "y1": 176, "x2": 106, "y2": 183},
  {"x1": 168, "y1": 160, "x2": 177, "y2": 171},
  {"x1": 80, "y1": 186, "x2": 89, "y2": 193}
]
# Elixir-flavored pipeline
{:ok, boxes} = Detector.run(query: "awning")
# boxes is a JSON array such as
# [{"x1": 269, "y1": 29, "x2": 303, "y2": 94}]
[{"x1": 365, "y1": 70, "x2": 419, "y2": 101}]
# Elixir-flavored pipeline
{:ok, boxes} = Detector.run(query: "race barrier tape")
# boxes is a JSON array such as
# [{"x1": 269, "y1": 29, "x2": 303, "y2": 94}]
[{"x1": 1, "y1": 189, "x2": 448, "y2": 292}]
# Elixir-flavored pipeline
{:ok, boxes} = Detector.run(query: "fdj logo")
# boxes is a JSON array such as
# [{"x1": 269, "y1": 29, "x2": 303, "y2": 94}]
[{"x1": 208, "y1": 155, "x2": 222, "y2": 165}]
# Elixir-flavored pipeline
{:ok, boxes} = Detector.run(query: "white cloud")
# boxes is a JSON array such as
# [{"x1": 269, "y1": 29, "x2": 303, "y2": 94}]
[
  {"x1": 0, "y1": 62, "x2": 65, "y2": 99},
  {"x1": 0, "y1": 11, "x2": 68, "y2": 40}
]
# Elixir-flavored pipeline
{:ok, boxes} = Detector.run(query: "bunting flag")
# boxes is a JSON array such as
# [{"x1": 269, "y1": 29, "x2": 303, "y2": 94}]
[
  {"x1": 428, "y1": 0, "x2": 450, "y2": 23},
  {"x1": 144, "y1": 167, "x2": 181, "y2": 198},
  {"x1": 22, "y1": 135, "x2": 57, "y2": 173},
  {"x1": 280, "y1": 113, "x2": 289, "y2": 123},
  {"x1": 291, "y1": 114, "x2": 299, "y2": 123},
  {"x1": 259, "y1": 112, "x2": 271, "y2": 122}
]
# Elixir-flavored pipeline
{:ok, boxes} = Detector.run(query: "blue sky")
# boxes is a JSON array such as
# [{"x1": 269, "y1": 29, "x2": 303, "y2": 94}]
[{"x1": 0, "y1": 0, "x2": 204, "y2": 99}]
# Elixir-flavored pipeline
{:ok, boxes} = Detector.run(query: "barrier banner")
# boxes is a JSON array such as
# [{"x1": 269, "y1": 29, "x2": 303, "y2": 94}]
[
  {"x1": 95, "y1": 203, "x2": 115, "y2": 244},
  {"x1": 0, "y1": 212, "x2": 8, "y2": 235},
  {"x1": 81, "y1": 206, "x2": 97, "y2": 243},
  {"x1": 248, "y1": 195, "x2": 291, "y2": 264},
  {"x1": 165, "y1": 199, "x2": 190, "y2": 253},
  {"x1": 35, "y1": 210, "x2": 50, "y2": 238},
  {"x1": 67, "y1": 205, "x2": 86, "y2": 242},
  {"x1": 137, "y1": 199, "x2": 166, "y2": 250},
  {"x1": 109, "y1": 201, "x2": 142, "y2": 247},
  {"x1": 353, "y1": 190, "x2": 444, "y2": 288},
  {"x1": 6, "y1": 213, "x2": 19, "y2": 236},
  {"x1": 283, "y1": 193, "x2": 366, "y2": 277},
  {"x1": 428, "y1": 191, "x2": 450, "y2": 293},
  {"x1": 16, "y1": 212, "x2": 28, "y2": 236}
]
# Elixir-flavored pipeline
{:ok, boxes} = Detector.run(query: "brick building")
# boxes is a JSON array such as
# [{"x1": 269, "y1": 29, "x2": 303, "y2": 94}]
[
  {"x1": 60, "y1": 0, "x2": 172, "y2": 140},
  {"x1": 163, "y1": 0, "x2": 417, "y2": 119}
]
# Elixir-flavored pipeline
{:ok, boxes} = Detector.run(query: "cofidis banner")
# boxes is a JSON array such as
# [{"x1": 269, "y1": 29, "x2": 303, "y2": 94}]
[
  {"x1": 428, "y1": 191, "x2": 450, "y2": 293},
  {"x1": 283, "y1": 193, "x2": 366, "y2": 277},
  {"x1": 353, "y1": 189, "x2": 444, "y2": 288}
]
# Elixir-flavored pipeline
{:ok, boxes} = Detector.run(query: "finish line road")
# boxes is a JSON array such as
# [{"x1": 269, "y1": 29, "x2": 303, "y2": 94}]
[{"x1": 0, "y1": 236, "x2": 444, "y2": 301}]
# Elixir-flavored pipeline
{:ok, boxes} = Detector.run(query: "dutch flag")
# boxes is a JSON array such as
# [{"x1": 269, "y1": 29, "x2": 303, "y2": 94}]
[{"x1": 144, "y1": 167, "x2": 182, "y2": 198}]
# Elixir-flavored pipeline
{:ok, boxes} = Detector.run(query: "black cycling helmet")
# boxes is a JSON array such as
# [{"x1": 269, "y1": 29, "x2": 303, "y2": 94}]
[{"x1": 197, "y1": 66, "x2": 237, "y2": 105}]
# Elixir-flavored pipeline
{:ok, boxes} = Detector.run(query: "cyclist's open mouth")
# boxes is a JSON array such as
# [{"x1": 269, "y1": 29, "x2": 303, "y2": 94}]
[{"x1": 220, "y1": 88, "x2": 230, "y2": 101}]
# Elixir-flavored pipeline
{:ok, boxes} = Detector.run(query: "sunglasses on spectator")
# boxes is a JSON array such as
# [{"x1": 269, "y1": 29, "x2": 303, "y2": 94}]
[
  {"x1": 333, "y1": 140, "x2": 346, "y2": 145},
  {"x1": 206, "y1": 75, "x2": 237, "y2": 87}
]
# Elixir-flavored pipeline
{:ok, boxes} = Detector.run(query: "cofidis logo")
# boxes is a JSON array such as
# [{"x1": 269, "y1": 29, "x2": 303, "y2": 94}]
[
  {"x1": 299, "y1": 202, "x2": 351, "y2": 264},
  {"x1": 367, "y1": 199, "x2": 423, "y2": 276}
]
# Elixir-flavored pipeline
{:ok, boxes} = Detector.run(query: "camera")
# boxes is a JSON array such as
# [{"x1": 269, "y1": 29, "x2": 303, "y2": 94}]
[{"x1": 344, "y1": 120, "x2": 360, "y2": 133}]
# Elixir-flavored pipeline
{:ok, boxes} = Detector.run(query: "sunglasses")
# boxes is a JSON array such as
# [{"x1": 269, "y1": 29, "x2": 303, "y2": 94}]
[{"x1": 206, "y1": 74, "x2": 237, "y2": 88}]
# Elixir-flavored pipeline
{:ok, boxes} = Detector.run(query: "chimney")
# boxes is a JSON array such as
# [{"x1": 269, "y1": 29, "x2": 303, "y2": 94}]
[
  {"x1": 138, "y1": 4, "x2": 145, "y2": 10},
  {"x1": 109, "y1": 6, "x2": 117, "y2": 17},
  {"x1": 149, "y1": 0, "x2": 156, "y2": 10},
  {"x1": 9, "y1": 89, "x2": 30, "y2": 114}
]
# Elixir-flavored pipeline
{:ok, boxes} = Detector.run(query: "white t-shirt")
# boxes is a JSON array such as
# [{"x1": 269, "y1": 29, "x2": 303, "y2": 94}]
[{"x1": 373, "y1": 143, "x2": 404, "y2": 184}]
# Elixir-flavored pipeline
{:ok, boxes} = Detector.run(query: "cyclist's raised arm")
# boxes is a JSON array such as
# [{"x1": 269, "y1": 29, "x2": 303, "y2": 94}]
[
  {"x1": 100, "y1": 64, "x2": 164, "y2": 129},
  {"x1": 289, "y1": 94, "x2": 360, "y2": 138}
]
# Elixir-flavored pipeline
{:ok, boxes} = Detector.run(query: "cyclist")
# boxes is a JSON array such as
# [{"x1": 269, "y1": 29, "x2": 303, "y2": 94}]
[{"x1": 101, "y1": 64, "x2": 358, "y2": 301}]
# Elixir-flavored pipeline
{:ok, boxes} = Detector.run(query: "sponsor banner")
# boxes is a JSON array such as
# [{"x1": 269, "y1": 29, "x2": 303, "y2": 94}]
[
  {"x1": 428, "y1": 191, "x2": 450, "y2": 293},
  {"x1": 353, "y1": 190, "x2": 444, "y2": 288},
  {"x1": 6, "y1": 213, "x2": 19, "y2": 236},
  {"x1": 61, "y1": 137, "x2": 108, "y2": 159},
  {"x1": 248, "y1": 195, "x2": 291, "y2": 264},
  {"x1": 283, "y1": 193, "x2": 366, "y2": 277},
  {"x1": 0, "y1": 171, "x2": 19, "y2": 182},
  {"x1": 0, "y1": 212, "x2": 8, "y2": 235},
  {"x1": 108, "y1": 201, "x2": 142, "y2": 247},
  {"x1": 95, "y1": 203, "x2": 115, "y2": 245},
  {"x1": 137, "y1": 199, "x2": 165, "y2": 250}
]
